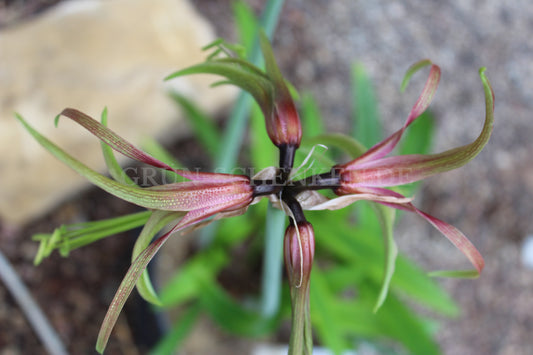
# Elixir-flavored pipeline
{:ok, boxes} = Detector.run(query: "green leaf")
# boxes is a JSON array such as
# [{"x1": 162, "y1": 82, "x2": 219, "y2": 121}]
[
  {"x1": 369, "y1": 289, "x2": 440, "y2": 355},
  {"x1": 372, "y1": 204, "x2": 397, "y2": 312},
  {"x1": 199, "y1": 281, "x2": 278, "y2": 337},
  {"x1": 233, "y1": 0, "x2": 259, "y2": 52},
  {"x1": 428, "y1": 269, "x2": 480, "y2": 279},
  {"x1": 100, "y1": 107, "x2": 136, "y2": 186},
  {"x1": 249, "y1": 103, "x2": 277, "y2": 168},
  {"x1": 159, "y1": 248, "x2": 229, "y2": 307},
  {"x1": 352, "y1": 62, "x2": 381, "y2": 148},
  {"x1": 300, "y1": 92, "x2": 325, "y2": 137},
  {"x1": 32, "y1": 211, "x2": 151, "y2": 264},
  {"x1": 309, "y1": 209, "x2": 457, "y2": 316},
  {"x1": 169, "y1": 92, "x2": 221, "y2": 160},
  {"x1": 303, "y1": 133, "x2": 366, "y2": 160},
  {"x1": 132, "y1": 210, "x2": 184, "y2": 306},
  {"x1": 393, "y1": 256, "x2": 459, "y2": 315},
  {"x1": 260, "y1": 204, "x2": 286, "y2": 317},
  {"x1": 150, "y1": 302, "x2": 202, "y2": 355},
  {"x1": 310, "y1": 269, "x2": 351, "y2": 353}
]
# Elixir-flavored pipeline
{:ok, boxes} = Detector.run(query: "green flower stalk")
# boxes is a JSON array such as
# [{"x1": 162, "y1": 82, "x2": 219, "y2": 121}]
[{"x1": 284, "y1": 219, "x2": 314, "y2": 355}]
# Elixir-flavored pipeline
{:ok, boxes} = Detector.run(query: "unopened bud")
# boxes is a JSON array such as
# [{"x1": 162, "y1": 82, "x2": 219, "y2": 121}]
[{"x1": 284, "y1": 221, "x2": 315, "y2": 288}]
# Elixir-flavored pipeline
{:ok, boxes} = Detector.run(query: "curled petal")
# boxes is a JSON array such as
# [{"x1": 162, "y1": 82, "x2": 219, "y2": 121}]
[
  {"x1": 15, "y1": 114, "x2": 253, "y2": 212},
  {"x1": 96, "y1": 188, "x2": 252, "y2": 353},
  {"x1": 131, "y1": 210, "x2": 184, "y2": 305},
  {"x1": 96, "y1": 222, "x2": 180, "y2": 353},
  {"x1": 307, "y1": 193, "x2": 412, "y2": 211},
  {"x1": 338, "y1": 68, "x2": 494, "y2": 187},
  {"x1": 342, "y1": 187, "x2": 484, "y2": 274},
  {"x1": 338, "y1": 62, "x2": 441, "y2": 169},
  {"x1": 58, "y1": 109, "x2": 181, "y2": 174},
  {"x1": 58, "y1": 109, "x2": 236, "y2": 182}
]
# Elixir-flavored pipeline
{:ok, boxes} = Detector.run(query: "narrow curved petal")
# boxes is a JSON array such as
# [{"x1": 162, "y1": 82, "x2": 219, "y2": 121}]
[
  {"x1": 16, "y1": 114, "x2": 254, "y2": 211},
  {"x1": 58, "y1": 109, "x2": 240, "y2": 182},
  {"x1": 175, "y1": 193, "x2": 253, "y2": 230},
  {"x1": 58, "y1": 109, "x2": 181, "y2": 173},
  {"x1": 96, "y1": 222, "x2": 180, "y2": 353},
  {"x1": 345, "y1": 187, "x2": 484, "y2": 274},
  {"x1": 306, "y1": 193, "x2": 412, "y2": 211},
  {"x1": 338, "y1": 62, "x2": 441, "y2": 169},
  {"x1": 95, "y1": 191, "x2": 252, "y2": 353},
  {"x1": 132, "y1": 210, "x2": 183, "y2": 305},
  {"x1": 339, "y1": 68, "x2": 494, "y2": 187}
]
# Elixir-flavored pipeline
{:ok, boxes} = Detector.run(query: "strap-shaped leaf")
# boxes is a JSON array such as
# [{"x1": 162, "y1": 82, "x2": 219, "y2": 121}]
[
  {"x1": 372, "y1": 205, "x2": 397, "y2": 312},
  {"x1": 99, "y1": 107, "x2": 136, "y2": 186}
]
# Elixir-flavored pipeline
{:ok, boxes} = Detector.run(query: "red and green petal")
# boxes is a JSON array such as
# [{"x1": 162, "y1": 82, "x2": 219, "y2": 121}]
[
  {"x1": 337, "y1": 186, "x2": 484, "y2": 274},
  {"x1": 338, "y1": 67, "x2": 494, "y2": 187},
  {"x1": 338, "y1": 60, "x2": 441, "y2": 169},
  {"x1": 15, "y1": 114, "x2": 253, "y2": 212}
]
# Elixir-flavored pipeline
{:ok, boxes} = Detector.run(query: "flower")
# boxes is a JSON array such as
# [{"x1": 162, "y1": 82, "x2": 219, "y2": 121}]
[{"x1": 16, "y1": 32, "x2": 495, "y2": 354}]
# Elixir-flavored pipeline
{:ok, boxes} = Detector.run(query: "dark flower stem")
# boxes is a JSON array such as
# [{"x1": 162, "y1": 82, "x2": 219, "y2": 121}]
[
  {"x1": 289, "y1": 168, "x2": 342, "y2": 193},
  {"x1": 252, "y1": 168, "x2": 341, "y2": 198},
  {"x1": 279, "y1": 144, "x2": 297, "y2": 183}
]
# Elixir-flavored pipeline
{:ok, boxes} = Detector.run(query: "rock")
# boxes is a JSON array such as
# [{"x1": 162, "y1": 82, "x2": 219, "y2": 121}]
[{"x1": 0, "y1": 0, "x2": 236, "y2": 226}]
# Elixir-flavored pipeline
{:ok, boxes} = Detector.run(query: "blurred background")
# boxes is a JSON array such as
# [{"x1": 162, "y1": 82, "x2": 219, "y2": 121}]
[{"x1": 1, "y1": 0, "x2": 532, "y2": 354}]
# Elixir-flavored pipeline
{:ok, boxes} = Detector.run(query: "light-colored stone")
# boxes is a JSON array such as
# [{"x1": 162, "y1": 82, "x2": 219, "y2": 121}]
[{"x1": 0, "y1": 0, "x2": 236, "y2": 226}]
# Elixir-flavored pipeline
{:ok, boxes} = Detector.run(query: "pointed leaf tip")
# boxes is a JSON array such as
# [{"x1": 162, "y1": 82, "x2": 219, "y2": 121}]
[{"x1": 400, "y1": 59, "x2": 433, "y2": 93}]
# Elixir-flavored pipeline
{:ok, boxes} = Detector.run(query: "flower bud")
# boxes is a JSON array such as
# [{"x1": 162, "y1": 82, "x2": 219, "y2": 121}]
[
  {"x1": 260, "y1": 32, "x2": 302, "y2": 171},
  {"x1": 284, "y1": 221, "x2": 315, "y2": 288},
  {"x1": 268, "y1": 95, "x2": 302, "y2": 149}
]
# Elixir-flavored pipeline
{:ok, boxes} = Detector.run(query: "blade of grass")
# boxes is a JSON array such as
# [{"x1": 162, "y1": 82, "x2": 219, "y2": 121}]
[
  {"x1": 352, "y1": 62, "x2": 381, "y2": 147},
  {"x1": 300, "y1": 92, "x2": 324, "y2": 137},
  {"x1": 260, "y1": 204, "x2": 286, "y2": 317},
  {"x1": 150, "y1": 302, "x2": 202, "y2": 355}
]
